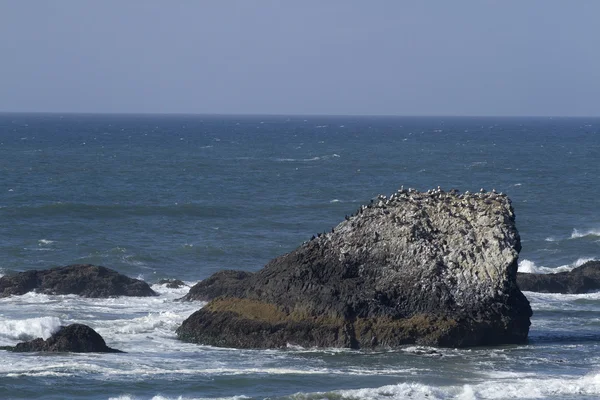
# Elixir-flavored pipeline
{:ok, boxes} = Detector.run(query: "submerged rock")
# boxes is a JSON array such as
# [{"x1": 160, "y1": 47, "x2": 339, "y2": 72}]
[
  {"x1": 1, "y1": 323, "x2": 123, "y2": 353},
  {"x1": 517, "y1": 260, "x2": 600, "y2": 294},
  {"x1": 177, "y1": 188, "x2": 532, "y2": 349},
  {"x1": 157, "y1": 278, "x2": 187, "y2": 289},
  {"x1": 0, "y1": 264, "x2": 157, "y2": 298}
]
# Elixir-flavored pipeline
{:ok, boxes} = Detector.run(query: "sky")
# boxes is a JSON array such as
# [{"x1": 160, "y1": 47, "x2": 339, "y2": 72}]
[{"x1": 1, "y1": 1, "x2": 599, "y2": 116}]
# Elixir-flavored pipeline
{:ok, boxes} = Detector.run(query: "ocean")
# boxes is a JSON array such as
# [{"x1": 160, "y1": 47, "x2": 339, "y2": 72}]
[{"x1": 1, "y1": 113, "x2": 599, "y2": 399}]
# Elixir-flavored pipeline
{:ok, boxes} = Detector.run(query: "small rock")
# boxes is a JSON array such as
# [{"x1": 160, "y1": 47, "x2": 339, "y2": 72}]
[
  {"x1": 157, "y1": 279, "x2": 186, "y2": 289},
  {"x1": 2, "y1": 324, "x2": 123, "y2": 353}
]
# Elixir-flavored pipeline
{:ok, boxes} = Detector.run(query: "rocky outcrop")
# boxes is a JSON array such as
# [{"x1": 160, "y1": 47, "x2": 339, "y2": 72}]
[
  {"x1": 1, "y1": 324, "x2": 123, "y2": 353},
  {"x1": 177, "y1": 188, "x2": 532, "y2": 349},
  {"x1": 518, "y1": 260, "x2": 600, "y2": 294},
  {"x1": 0, "y1": 264, "x2": 157, "y2": 298}
]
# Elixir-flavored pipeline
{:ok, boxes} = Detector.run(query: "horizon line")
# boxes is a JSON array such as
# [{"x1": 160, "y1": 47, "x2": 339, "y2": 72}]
[{"x1": 1, "y1": 110, "x2": 599, "y2": 119}]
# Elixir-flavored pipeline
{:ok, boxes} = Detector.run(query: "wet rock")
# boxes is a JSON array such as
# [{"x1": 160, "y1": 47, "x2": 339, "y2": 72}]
[
  {"x1": 180, "y1": 270, "x2": 253, "y2": 301},
  {"x1": 1, "y1": 324, "x2": 123, "y2": 353},
  {"x1": 157, "y1": 278, "x2": 186, "y2": 289},
  {"x1": 177, "y1": 188, "x2": 532, "y2": 349},
  {"x1": 0, "y1": 264, "x2": 157, "y2": 298},
  {"x1": 517, "y1": 260, "x2": 600, "y2": 294}
]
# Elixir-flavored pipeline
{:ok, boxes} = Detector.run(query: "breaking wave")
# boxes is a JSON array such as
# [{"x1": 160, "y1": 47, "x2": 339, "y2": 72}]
[
  {"x1": 518, "y1": 257, "x2": 596, "y2": 274},
  {"x1": 0, "y1": 316, "x2": 62, "y2": 343},
  {"x1": 571, "y1": 228, "x2": 600, "y2": 239},
  {"x1": 289, "y1": 372, "x2": 600, "y2": 399}
]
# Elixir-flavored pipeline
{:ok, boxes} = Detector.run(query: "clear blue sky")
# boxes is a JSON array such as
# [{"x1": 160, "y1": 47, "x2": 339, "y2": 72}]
[{"x1": 1, "y1": 1, "x2": 599, "y2": 116}]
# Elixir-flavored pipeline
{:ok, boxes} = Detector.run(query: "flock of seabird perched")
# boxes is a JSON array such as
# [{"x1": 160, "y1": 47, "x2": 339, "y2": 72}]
[{"x1": 307, "y1": 186, "x2": 508, "y2": 243}]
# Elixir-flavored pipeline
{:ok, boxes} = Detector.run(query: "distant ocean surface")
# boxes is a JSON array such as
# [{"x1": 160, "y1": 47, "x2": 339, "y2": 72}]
[{"x1": 1, "y1": 113, "x2": 600, "y2": 399}]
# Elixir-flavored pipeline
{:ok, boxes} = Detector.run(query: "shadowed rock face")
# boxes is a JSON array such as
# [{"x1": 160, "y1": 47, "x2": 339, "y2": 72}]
[
  {"x1": 177, "y1": 188, "x2": 532, "y2": 349},
  {"x1": 518, "y1": 261, "x2": 600, "y2": 294},
  {"x1": 1, "y1": 324, "x2": 123, "y2": 353},
  {"x1": 0, "y1": 264, "x2": 157, "y2": 298}
]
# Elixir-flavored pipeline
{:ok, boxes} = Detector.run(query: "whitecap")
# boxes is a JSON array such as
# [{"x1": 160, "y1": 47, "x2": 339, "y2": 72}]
[
  {"x1": 571, "y1": 228, "x2": 600, "y2": 239},
  {"x1": 469, "y1": 161, "x2": 487, "y2": 168},
  {"x1": 518, "y1": 258, "x2": 595, "y2": 274},
  {"x1": 296, "y1": 372, "x2": 600, "y2": 400},
  {"x1": 0, "y1": 316, "x2": 62, "y2": 343},
  {"x1": 274, "y1": 155, "x2": 339, "y2": 162},
  {"x1": 38, "y1": 239, "x2": 55, "y2": 245}
]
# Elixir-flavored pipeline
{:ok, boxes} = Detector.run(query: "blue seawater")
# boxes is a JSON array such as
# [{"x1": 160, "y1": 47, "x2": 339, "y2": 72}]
[{"x1": 1, "y1": 113, "x2": 600, "y2": 399}]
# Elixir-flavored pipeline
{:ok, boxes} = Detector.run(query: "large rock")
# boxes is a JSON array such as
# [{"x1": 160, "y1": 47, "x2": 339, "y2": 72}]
[
  {"x1": 0, "y1": 264, "x2": 157, "y2": 298},
  {"x1": 177, "y1": 188, "x2": 532, "y2": 349},
  {"x1": 1, "y1": 323, "x2": 123, "y2": 353},
  {"x1": 518, "y1": 260, "x2": 600, "y2": 293}
]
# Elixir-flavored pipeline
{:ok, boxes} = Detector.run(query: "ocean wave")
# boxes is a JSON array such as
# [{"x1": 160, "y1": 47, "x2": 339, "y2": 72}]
[
  {"x1": 291, "y1": 372, "x2": 600, "y2": 400},
  {"x1": 274, "y1": 154, "x2": 340, "y2": 162},
  {"x1": 0, "y1": 316, "x2": 61, "y2": 342},
  {"x1": 328, "y1": 199, "x2": 358, "y2": 204},
  {"x1": 109, "y1": 311, "x2": 184, "y2": 335},
  {"x1": 518, "y1": 258, "x2": 596, "y2": 274},
  {"x1": 571, "y1": 228, "x2": 600, "y2": 239},
  {"x1": 468, "y1": 161, "x2": 488, "y2": 168}
]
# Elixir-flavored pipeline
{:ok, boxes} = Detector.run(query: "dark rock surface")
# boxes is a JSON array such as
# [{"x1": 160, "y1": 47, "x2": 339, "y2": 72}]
[
  {"x1": 518, "y1": 260, "x2": 600, "y2": 294},
  {"x1": 1, "y1": 324, "x2": 123, "y2": 353},
  {"x1": 180, "y1": 270, "x2": 253, "y2": 301},
  {"x1": 177, "y1": 188, "x2": 532, "y2": 349},
  {"x1": 0, "y1": 264, "x2": 157, "y2": 298}
]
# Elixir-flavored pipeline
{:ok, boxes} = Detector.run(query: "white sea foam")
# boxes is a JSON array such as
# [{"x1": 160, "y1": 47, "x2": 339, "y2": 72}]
[
  {"x1": 0, "y1": 316, "x2": 62, "y2": 343},
  {"x1": 465, "y1": 371, "x2": 600, "y2": 399},
  {"x1": 38, "y1": 239, "x2": 55, "y2": 245},
  {"x1": 518, "y1": 257, "x2": 595, "y2": 274},
  {"x1": 316, "y1": 382, "x2": 449, "y2": 400},
  {"x1": 571, "y1": 228, "x2": 600, "y2": 239},
  {"x1": 298, "y1": 372, "x2": 600, "y2": 400}
]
